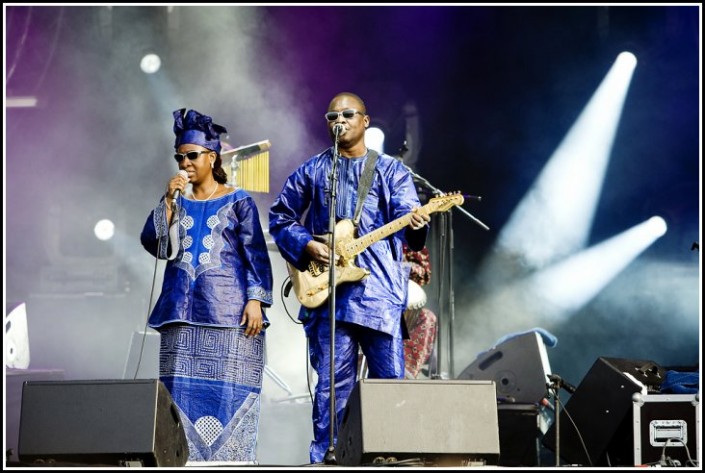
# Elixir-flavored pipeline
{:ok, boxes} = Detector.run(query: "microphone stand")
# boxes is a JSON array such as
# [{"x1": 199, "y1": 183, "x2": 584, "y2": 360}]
[
  {"x1": 547, "y1": 376, "x2": 562, "y2": 467},
  {"x1": 546, "y1": 373, "x2": 577, "y2": 467},
  {"x1": 404, "y1": 164, "x2": 489, "y2": 231},
  {"x1": 395, "y1": 151, "x2": 489, "y2": 378},
  {"x1": 323, "y1": 128, "x2": 342, "y2": 465}
]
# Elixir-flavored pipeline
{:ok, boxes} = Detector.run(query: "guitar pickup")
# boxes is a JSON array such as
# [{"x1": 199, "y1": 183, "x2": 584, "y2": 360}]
[{"x1": 308, "y1": 261, "x2": 326, "y2": 277}]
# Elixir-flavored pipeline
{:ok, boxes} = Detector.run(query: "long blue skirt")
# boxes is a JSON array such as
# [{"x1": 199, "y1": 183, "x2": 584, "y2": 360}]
[{"x1": 158, "y1": 324, "x2": 265, "y2": 462}]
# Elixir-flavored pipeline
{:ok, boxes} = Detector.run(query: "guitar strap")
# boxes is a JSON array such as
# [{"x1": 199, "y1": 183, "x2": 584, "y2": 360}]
[{"x1": 353, "y1": 149, "x2": 379, "y2": 227}]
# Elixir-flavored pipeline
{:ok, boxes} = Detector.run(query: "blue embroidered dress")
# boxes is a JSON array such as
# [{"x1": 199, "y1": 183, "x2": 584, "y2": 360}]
[{"x1": 141, "y1": 188, "x2": 273, "y2": 463}]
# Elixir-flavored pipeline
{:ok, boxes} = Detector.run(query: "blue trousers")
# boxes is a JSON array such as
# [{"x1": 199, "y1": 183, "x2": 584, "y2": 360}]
[{"x1": 306, "y1": 318, "x2": 404, "y2": 464}]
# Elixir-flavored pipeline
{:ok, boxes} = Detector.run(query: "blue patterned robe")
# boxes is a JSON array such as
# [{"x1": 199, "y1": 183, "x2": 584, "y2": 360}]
[
  {"x1": 268, "y1": 148, "x2": 426, "y2": 462},
  {"x1": 141, "y1": 188, "x2": 273, "y2": 463}
]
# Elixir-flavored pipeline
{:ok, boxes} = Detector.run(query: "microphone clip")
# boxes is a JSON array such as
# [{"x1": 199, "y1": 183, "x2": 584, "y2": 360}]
[{"x1": 547, "y1": 373, "x2": 577, "y2": 394}]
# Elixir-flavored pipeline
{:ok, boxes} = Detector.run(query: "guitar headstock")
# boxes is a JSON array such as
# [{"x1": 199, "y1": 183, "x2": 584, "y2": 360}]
[{"x1": 427, "y1": 192, "x2": 464, "y2": 212}]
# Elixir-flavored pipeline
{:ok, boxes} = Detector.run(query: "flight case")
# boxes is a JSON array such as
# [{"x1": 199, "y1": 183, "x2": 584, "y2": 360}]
[{"x1": 632, "y1": 393, "x2": 700, "y2": 467}]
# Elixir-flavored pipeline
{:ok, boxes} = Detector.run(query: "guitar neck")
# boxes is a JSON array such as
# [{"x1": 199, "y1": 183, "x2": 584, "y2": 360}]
[
  {"x1": 339, "y1": 194, "x2": 462, "y2": 259},
  {"x1": 357, "y1": 215, "x2": 413, "y2": 251},
  {"x1": 344, "y1": 206, "x2": 427, "y2": 256}
]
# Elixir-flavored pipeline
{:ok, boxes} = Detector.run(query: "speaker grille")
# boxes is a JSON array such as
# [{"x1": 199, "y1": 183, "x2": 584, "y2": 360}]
[
  {"x1": 18, "y1": 379, "x2": 187, "y2": 467},
  {"x1": 335, "y1": 379, "x2": 500, "y2": 466}
]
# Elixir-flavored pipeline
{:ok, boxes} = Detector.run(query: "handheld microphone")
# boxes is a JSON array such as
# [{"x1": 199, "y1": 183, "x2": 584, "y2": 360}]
[
  {"x1": 173, "y1": 170, "x2": 188, "y2": 200},
  {"x1": 333, "y1": 124, "x2": 344, "y2": 136}
]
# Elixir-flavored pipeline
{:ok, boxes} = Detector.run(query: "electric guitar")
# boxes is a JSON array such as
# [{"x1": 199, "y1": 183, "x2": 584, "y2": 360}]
[{"x1": 287, "y1": 193, "x2": 464, "y2": 309}]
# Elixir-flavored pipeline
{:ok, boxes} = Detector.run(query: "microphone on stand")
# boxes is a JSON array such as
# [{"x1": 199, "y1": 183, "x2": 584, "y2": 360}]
[
  {"x1": 562, "y1": 380, "x2": 577, "y2": 395},
  {"x1": 333, "y1": 124, "x2": 344, "y2": 138},
  {"x1": 547, "y1": 373, "x2": 577, "y2": 394}
]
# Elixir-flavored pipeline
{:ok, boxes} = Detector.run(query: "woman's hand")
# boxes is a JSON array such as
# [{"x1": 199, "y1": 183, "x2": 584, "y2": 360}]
[
  {"x1": 241, "y1": 300, "x2": 264, "y2": 337},
  {"x1": 165, "y1": 171, "x2": 188, "y2": 201}
]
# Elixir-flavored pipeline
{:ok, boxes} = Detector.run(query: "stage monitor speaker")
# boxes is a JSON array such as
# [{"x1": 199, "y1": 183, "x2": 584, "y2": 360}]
[
  {"x1": 335, "y1": 379, "x2": 500, "y2": 467},
  {"x1": 457, "y1": 331, "x2": 551, "y2": 404},
  {"x1": 542, "y1": 356, "x2": 665, "y2": 466},
  {"x1": 18, "y1": 379, "x2": 188, "y2": 467}
]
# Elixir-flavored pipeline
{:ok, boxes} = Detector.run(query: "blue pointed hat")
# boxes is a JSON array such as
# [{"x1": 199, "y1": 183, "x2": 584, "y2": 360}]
[{"x1": 172, "y1": 108, "x2": 227, "y2": 154}]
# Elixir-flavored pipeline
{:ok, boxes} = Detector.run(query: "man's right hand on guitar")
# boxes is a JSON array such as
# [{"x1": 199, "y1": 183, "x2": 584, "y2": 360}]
[{"x1": 305, "y1": 240, "x2": 330, "y2": 265}]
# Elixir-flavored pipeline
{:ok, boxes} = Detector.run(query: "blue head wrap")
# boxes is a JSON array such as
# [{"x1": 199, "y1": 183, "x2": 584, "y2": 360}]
[{"x1": 172, "y1": 108, "x2": 227, "y2": 154}]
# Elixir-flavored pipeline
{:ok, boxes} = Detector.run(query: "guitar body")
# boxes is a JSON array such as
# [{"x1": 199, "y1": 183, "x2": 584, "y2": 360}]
[
  {"x1": 287, "y1": 219, "x2": 370, "y2": 309},
  {"x1": 287, "y1": 260, "x2": 369, "y2": 309},
  {"x1": 285, "y1": 194, "x2": 464, "y2": 309}
]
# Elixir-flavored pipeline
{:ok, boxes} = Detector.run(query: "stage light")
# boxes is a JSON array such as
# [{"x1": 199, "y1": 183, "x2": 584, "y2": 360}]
[
  {"x1": 488, "y1": 51, "x2": 638, "y2": 277},
  {"x1": 617, "y1": 51, "x2": 637, "y2": 69},
  {"x1": 140, "y1": 53, "x2": 161, "y2": 74},
  {"x1": 646, "y1": 216, "x2": 667, "y2": 237},
  {"x1": 528, "y1": 216, "x2": 668, "y2": 315},
  {"x1": 452, "y1": 215, "x2": 670, "y2": 368},
  {"x1": 44, "y1": 193, "x2": 124, "y2": 264},
  {"x1": 365, "y1": 127, "x2": 385, "y2": 153},
  {"x1": 94, "y1": 219, "x2": 115, "y2": 241},
  {"x1": 6, "y1": 96, "x2": 38, "y2": 108},
  {"x1": 454, "y1": 53, "x2": 650, "y2": 366}
]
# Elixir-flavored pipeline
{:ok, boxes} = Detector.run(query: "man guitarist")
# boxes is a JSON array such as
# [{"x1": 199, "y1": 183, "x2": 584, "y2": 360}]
[{"x1": 269, "y1": 92, "x2": 430, "y2": 464}]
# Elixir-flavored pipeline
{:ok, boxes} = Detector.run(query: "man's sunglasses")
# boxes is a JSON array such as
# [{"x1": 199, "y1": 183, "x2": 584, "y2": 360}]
[
  {"x1": 324, "y1": 109, "x2": 364, "y2": 122},
  {"x1": 174, "y1": 150, "x2": 210, "y2": 163}
]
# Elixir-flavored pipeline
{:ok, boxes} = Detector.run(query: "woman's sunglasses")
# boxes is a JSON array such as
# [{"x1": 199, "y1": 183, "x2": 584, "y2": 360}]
[{"x1": 174, "y1": 150, "x2": 210, "y2": 163}]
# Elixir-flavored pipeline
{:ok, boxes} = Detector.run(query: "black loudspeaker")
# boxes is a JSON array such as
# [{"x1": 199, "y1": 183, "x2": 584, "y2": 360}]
[
  {"x1": 6, "y1": 369, "x2": 65, "y2": 464},
  {"x1": 497, "y1": 403, "x2": 548, "y2": 466},
  {"x1": 542, "y1": 357, "x2": 665, "y2": 466},
  {"x1": 457, "y1": 331, "x2": 552, "y2": 404},
  {"x1": 18, "y1": 379, "x2": 188, "y2": 467},
  {"x1": 335, "y1": 379, "x2": 500, "y2": 466}
]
